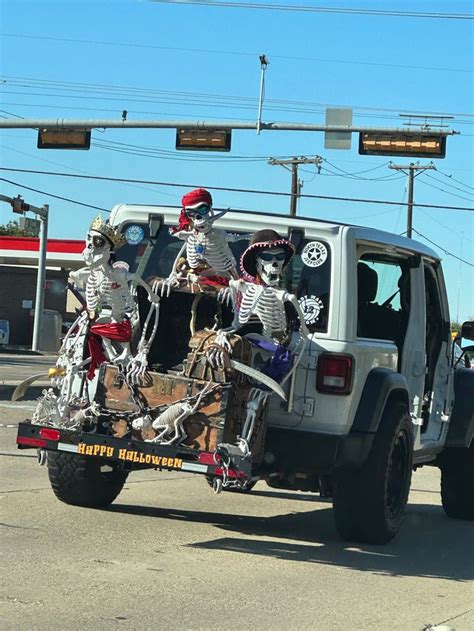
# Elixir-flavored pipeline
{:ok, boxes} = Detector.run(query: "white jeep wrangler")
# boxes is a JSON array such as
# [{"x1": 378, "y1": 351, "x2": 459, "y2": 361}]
[{"x1": 16, "y1": 204, "x2": 474, "y2": 545}]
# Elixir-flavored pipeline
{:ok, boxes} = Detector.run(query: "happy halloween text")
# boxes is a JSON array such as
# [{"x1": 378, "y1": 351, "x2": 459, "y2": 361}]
[{"x1": 77, "y1": 442, "x2": 183, "y2": 469}]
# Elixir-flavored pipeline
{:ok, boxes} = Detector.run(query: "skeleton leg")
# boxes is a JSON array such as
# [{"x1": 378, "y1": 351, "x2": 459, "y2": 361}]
[{"x1": 238, "y1": 388, "x2": 269, "y2": 454}]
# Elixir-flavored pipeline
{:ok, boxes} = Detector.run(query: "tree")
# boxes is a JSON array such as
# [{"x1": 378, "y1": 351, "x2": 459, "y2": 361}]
[{"x1": 0, "y1": 220, "x2": 37, "y2": 237}]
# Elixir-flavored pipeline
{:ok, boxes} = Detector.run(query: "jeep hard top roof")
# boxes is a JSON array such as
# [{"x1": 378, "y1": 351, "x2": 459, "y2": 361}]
[{"x1": 110, "y1": 203, "x2": 441, "y2": 262}]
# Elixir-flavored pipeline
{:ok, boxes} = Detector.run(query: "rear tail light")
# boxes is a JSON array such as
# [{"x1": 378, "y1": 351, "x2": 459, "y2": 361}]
[
  {"x1": 316, "y1": 353, "x2": 354, "y2": 395},
  {"x1": 39, "y1": 428, "x2": 61, "y2": 441}
]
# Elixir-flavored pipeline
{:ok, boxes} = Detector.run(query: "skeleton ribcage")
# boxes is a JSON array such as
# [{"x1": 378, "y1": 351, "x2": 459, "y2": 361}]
[
  {"x1": 186, "y1": 231, "x2": 235, "y2": 273},
  {"x1": 86, "y1": 270, "x2": 132, "y2": 320},
  {"x1": 238, "y1": 285, "x2": 287, "y2": 339}
]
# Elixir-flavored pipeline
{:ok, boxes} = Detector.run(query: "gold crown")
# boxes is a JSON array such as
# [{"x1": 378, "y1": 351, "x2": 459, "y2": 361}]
[{"x1": 89, "y1": 215, "x2": 126, "y2": 249}]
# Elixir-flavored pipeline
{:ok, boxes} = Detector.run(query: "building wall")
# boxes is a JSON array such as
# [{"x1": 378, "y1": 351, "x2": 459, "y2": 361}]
[{"x1": 0, "y1": 266, "x2": 69, "y2": 346}]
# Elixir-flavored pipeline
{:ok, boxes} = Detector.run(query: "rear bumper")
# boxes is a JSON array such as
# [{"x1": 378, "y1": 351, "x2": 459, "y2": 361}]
[
  {"x1": 264, "y1": 426, "x2": 375, "y2": 474},
  {"x1": 16, "y1": 421, "x2": 252, "y2": 479}
]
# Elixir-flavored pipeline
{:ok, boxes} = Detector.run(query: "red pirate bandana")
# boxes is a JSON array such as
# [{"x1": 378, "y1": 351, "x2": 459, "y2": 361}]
[
  {"x1": 172, "y1": 188, "x2": 213, "y2": 234},
  {"x1": 182, "y1": 188, "x2": 212, "y2": 209}
]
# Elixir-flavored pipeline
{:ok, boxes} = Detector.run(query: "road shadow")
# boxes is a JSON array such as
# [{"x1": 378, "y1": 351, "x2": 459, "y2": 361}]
[
  {"x1": 0, "y1": 386, "x2": 45, "y2": 401},
  {"x1": 107, "y1": 500, "x2": 474, "y2": 582}
]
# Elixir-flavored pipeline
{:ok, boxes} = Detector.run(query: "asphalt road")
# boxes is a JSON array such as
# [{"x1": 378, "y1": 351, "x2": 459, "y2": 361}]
[{"x1": 1, "y1": 393, "x2": 473, "y2": 631}]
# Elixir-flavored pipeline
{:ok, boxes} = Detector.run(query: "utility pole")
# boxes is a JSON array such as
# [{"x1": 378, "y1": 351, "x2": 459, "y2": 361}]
[
  {"x1": 388, "y1": 162, "x2": 436, "y2": 238},
  {"x1": 0, "y1": 194, "x2": 49, "y2": 351},
  {"x1": 269, "y1": 156, "x2": 323, "y2": 216}
]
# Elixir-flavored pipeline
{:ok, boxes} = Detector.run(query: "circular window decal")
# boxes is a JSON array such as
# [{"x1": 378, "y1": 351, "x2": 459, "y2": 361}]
[
  {"x1": 298, "y1": 295, "x2": 324, "y2": 325},
  {"x1": 301, "y1": 241, "x2": 328, "y2": 268},
  {"x1": 124, "y1": 224, "x2": 145, "y2": 246}
]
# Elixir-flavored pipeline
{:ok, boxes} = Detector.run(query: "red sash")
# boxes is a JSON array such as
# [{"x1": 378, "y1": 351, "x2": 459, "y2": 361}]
[{"x1": 87, "y1": 320, "x2": 132, "y2": 380}]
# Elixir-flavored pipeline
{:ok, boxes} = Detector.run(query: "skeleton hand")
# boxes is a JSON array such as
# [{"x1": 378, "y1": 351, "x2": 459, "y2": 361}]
[
  {"x1": 206, "y1": 330, "x2": 232, "y2": 369},
  {"x1": 152, "y1": 275, "x2": 179, "y2": 298},
  {"x1": 127, "y1": 349, "x2": 149, "y2": 385},
  {"x1": 218, "y1": 286, "x2": 233, "y2": 307}
]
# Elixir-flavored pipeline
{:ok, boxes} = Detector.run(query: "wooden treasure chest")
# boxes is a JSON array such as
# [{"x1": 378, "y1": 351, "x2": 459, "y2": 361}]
[{"x1": 96, "y1": 365, "x2": 264, "y2": 460}]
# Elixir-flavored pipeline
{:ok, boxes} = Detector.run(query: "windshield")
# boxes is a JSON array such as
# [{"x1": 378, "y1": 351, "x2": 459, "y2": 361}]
[{"x1": 116, "y1": 221, "x2": 331, "y2": 333}]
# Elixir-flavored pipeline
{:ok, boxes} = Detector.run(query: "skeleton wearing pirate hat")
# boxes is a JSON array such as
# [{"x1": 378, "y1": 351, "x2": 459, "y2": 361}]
[{"x1": 208, "y1": 229, "x2": 310, "y2": 456}]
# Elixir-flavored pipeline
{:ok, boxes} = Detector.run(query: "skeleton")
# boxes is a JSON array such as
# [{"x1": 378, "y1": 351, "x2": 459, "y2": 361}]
[
  {"x1": 32, "y1": 217, "x2": 162, "y2": 431},
  {"x1": 139, "y1": 381, "x2": 218, "y2": 445},
  {"x1": 69, "y1": 216, "x2": 161, "y2": 385},
  {"x1": 210, "y1": 236, "x2": 310, "y2": 455},
  {"x1": 153, "y1": 191, "x2": 248, "y2": 296}
]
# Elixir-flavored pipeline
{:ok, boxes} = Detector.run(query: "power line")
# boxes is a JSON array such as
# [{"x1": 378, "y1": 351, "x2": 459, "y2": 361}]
[
  {"x1": 411, "y1": 229, "x2": 473, "y2": 267},
  {"x1": 0, "y1": 177, "x2": 109, "y2": 212},
  {"x1": 418, "y1": 207, "x2": 474, "y2": 245},
  {"x1": 416, "y1": 177, "x2": 474, "y2": 203},
  {"x1": 0, "y1": 35, "x2": 470, "y2": 73},
  {"x1": 435, "y1": 168, "x2": 474, "y2": 191},
  {"x1": 151, "y1": 1, "x2": 474, "y2": 20},
  {"x1": 424, "y1": 172, "x2": 474, "y2": 197},
  {"x1": 1, "y1": 167, "x2": 473, "y2": 212},
  {"x1": 2, "y1": 76, "x2": 473, "y2": 121},
  {"x1": 0, "y1": 142, "x2": 177, "y2": 198}
]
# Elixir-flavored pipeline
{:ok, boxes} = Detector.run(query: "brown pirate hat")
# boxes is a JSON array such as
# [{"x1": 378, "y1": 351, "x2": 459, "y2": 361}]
[{"x1": 240, "y1": 229, "x2": 295, "y2": 281}]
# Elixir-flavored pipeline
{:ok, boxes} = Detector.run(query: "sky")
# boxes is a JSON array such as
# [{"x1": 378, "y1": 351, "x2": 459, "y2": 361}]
[{"x1": 0, "y1": 0, "x2": 472, "y2": 322}]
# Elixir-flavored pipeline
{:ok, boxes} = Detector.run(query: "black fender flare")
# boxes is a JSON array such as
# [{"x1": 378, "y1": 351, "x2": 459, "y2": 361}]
[
  {"x1": 351, "y1": 367, "x2": 409, "y2": 434},
  {"x1": 445, "y1": 367, "x2": 474, "y2": 449}
]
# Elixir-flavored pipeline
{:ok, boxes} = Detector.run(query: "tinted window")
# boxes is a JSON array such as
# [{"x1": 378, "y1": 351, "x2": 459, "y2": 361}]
[{"x1": 117, "y1": 223, "x2": 331, "y2": 332}]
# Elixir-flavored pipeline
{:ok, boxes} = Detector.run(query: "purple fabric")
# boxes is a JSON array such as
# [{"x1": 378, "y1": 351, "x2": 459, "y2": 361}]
[{"x1": 247, "y1": 336, "x2": 293, "y2": 383}]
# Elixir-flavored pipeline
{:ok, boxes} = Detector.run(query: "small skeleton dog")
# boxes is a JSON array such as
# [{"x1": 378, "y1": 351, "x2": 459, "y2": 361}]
[
  {"x1": 153, "y1": 188, "x2": 247, "y2": 296},
  {"x1": 133, "y1": 381, "x2": 219, "y2": 445},
  {"x1": 209, "y1": 229, "x2": 310, "y2": 455}
]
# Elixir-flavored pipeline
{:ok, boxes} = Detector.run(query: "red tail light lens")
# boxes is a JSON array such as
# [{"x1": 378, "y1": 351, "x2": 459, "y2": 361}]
[
  {"x1": 39, "y1": 428, "x2": 61, "y2": 441},
  {"x1": 316, "y1": 353, "x2": 354, "y2": 395}
]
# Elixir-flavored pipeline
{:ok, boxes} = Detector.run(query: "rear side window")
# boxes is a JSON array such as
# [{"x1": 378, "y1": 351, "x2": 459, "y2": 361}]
[
  {"x1": 285, "y1": 239, "x2": 331, "y2": 333},
  {"x1": 357, "y1": 255, "x2": 409, "y2": 344}
]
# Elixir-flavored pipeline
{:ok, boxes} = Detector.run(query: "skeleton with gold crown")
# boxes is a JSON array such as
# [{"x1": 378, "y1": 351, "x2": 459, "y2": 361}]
[
  {"x1": 70, "y1": 215, "x2": 160, "y2": 381},
  {"x1": 35, "y1": 217, "x2": 160, "y2": 428}
]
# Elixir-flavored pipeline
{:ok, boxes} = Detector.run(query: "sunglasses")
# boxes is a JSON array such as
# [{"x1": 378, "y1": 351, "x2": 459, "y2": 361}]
[
  {"x1": 258, "y1": 251, "x2": 286, "y2": 262},
  {"x1": 184, "y1": 203, "x2": 210, "y2": 217}
]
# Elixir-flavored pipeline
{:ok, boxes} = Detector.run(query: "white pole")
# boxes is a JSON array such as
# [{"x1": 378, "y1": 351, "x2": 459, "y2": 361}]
[{"x1": 32, "y1": 205, "x2": 49, "y2": 352}]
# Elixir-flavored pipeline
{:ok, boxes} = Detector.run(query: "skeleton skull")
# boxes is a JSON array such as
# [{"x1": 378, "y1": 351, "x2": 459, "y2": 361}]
[
  {"x1": 82, "y1": 230, "x2": 111, "y2": 267},
  {"x1": 184, "y1": 202, "x2": 213, "y2": 234},
  {"x1": 255, "y1": 248, "x2": 286, "y2": 286}
]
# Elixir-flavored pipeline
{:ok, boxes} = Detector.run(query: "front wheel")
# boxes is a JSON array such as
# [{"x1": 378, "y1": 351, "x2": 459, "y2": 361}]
[
  {"x1": 440, "y1": 443, "x2": 474, "y2": 520},
  {"x1": 47, "y1": 451, "x2": 128, "y2": 508},
  {"x1": 333, "y1": 402, "x2": 414, "y2": 544}
]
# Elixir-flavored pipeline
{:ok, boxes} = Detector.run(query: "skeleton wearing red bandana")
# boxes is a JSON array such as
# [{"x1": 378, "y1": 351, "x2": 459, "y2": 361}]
[{"x1": 153, "y1": 188, "x2": 247, "y2": 296}]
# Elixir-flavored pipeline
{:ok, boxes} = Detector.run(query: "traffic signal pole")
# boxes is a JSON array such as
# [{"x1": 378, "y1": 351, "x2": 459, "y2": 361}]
[
  {"x1": 32, "y1": 206, "x2": 49, "y2": 352},
  {"x1": 0, "y1": 194, "x2": 49, "y2": 351}
]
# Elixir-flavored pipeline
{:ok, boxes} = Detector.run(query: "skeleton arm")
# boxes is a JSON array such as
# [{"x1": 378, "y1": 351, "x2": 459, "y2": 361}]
[
  {"x1": 225, "y1": 232, "x2": 253, "y2": 243},
  {"x1": 126, "y1": 274, "x2": 160, "y2": 384},
  {"x1": 68, "y1": 266, "x2": 90, "y2": 288},
  {"x1": 286, "y1": 293, "x2": 311, "y2": 339},
  {"x1": 152, "y1": 242, "x2": 187, "y2": 297},
  {"x1": 207, "y1": 280, "x2": 246, "y2": 368},
  {"x1": 276, "y1": 292, "x2": 311, "y2": 388}
]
